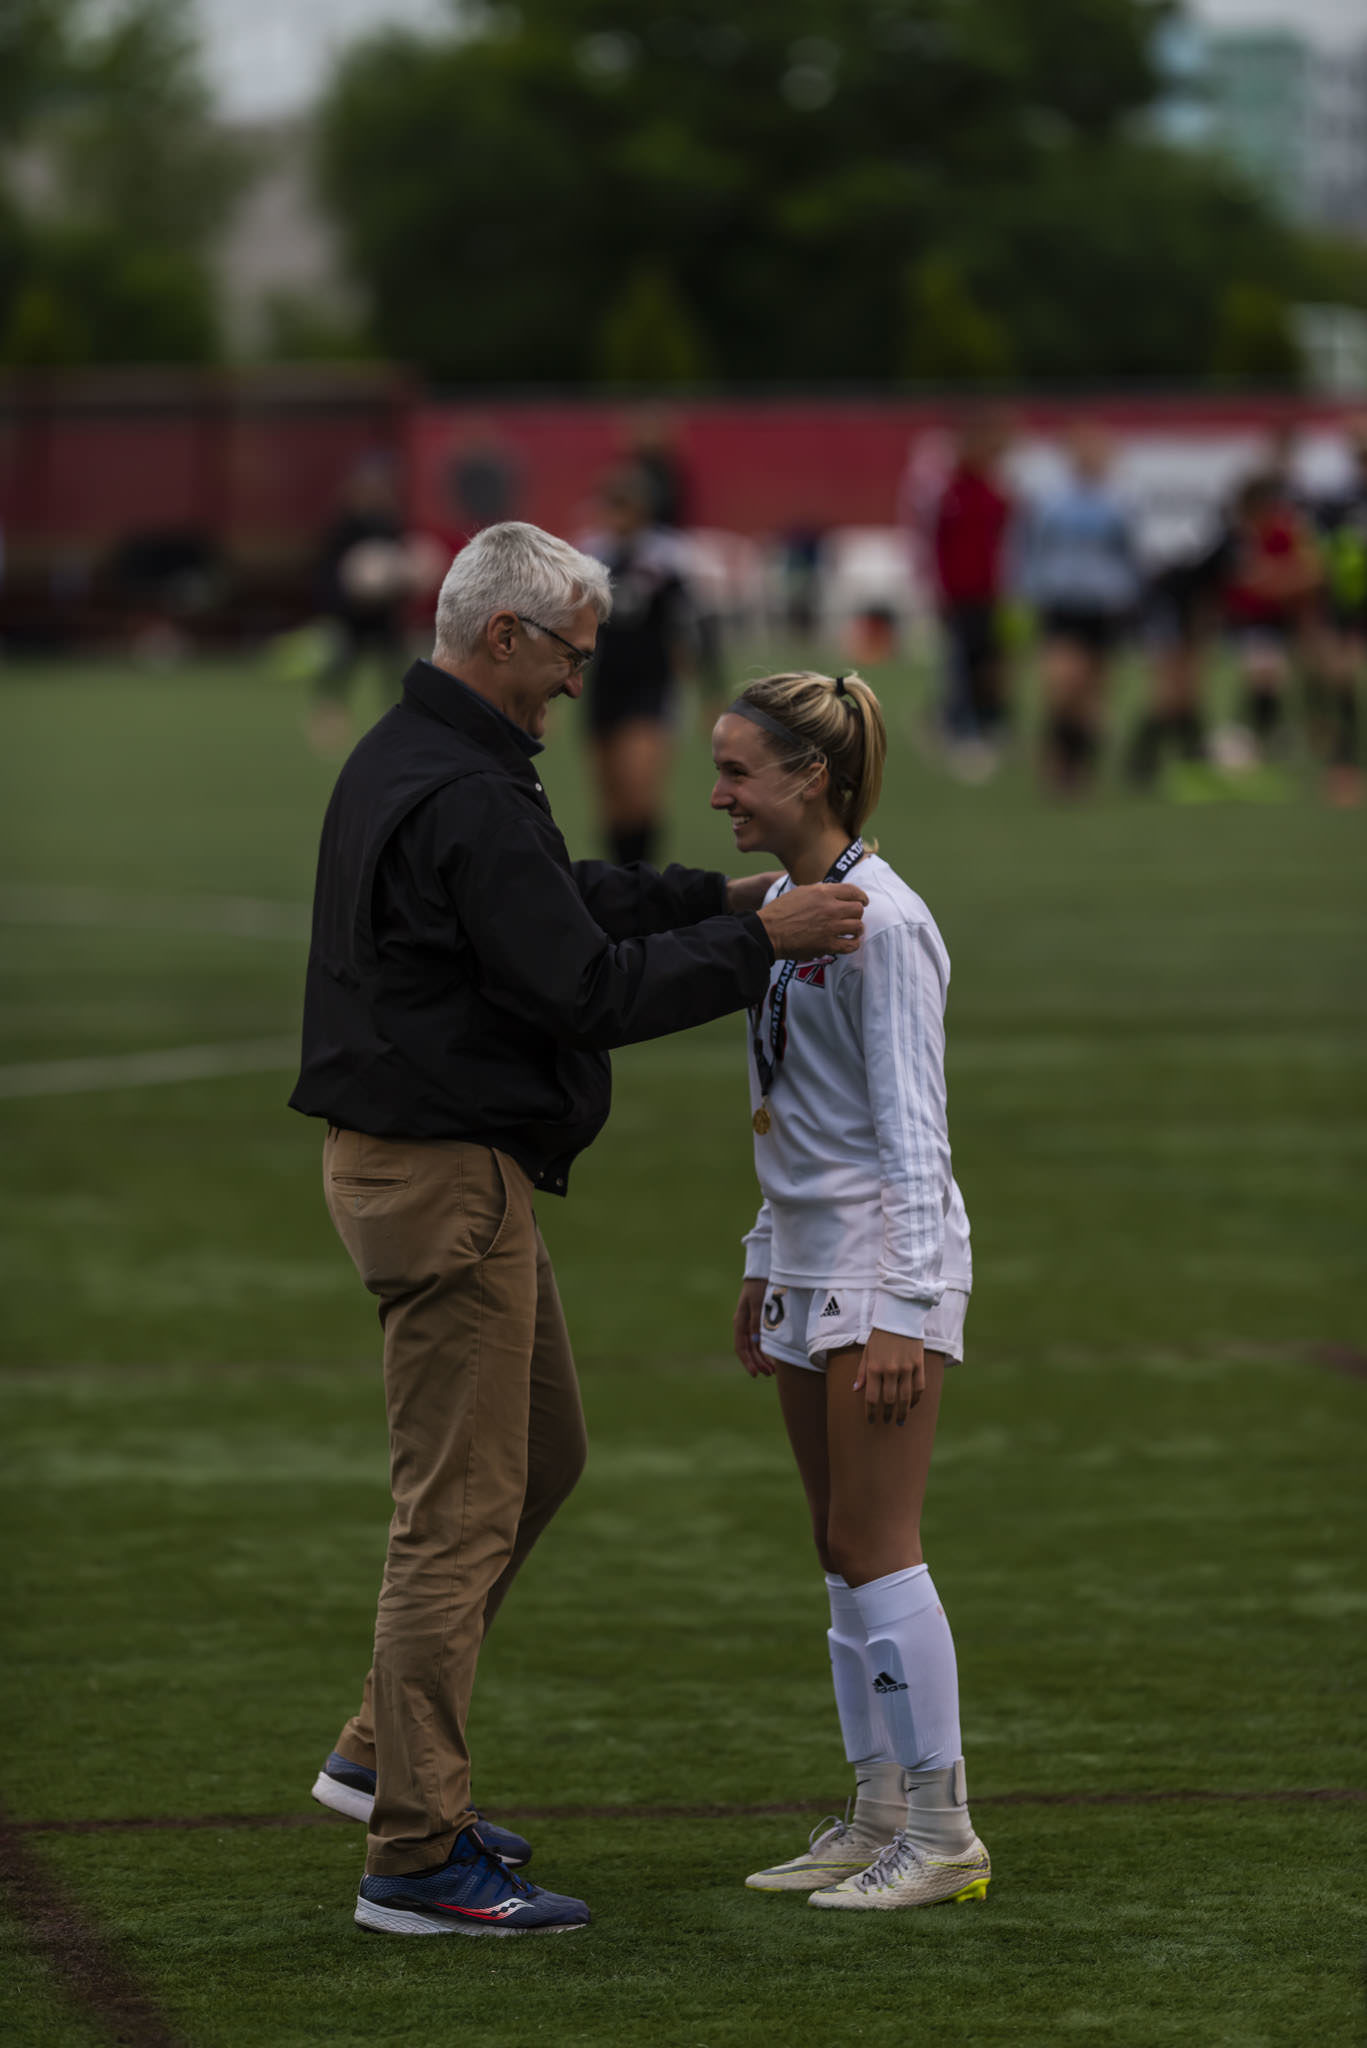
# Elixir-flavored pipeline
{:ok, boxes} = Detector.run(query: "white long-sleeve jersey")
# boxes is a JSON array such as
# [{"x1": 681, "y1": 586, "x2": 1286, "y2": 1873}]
[{"x1": 741, "y1": 854, "x2": 971, "y2": 1340}]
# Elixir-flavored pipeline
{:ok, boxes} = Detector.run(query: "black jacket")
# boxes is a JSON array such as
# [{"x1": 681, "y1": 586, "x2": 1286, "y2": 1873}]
[{"x1": 289, "y1": 660, "x2": 773, "y2": 1192}]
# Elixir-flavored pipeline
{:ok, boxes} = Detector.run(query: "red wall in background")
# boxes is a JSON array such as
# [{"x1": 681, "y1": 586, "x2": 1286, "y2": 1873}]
[
  {"x1": 0, "y1": 370, "x2": 409, "y2": 567},
  {"x1": 407, "y1": 393, "x2": 1359, "y2": 547},
  {"x1": 1, "y1": 374, "x2": 1359, "y2": 569}
]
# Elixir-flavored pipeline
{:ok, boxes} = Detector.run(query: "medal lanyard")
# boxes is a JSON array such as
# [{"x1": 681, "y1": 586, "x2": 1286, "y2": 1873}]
[{"x1": 749, "y1": 838, "x2": 863, "y2": 1128}]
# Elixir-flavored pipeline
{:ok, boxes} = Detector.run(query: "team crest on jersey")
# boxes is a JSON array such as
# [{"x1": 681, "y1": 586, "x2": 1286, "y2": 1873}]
[{"x1": 795, "y1": 954, "x2": 835, "y2": 989}]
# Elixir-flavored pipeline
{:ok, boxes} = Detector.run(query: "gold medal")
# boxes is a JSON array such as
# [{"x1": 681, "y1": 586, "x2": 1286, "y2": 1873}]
[{"x1": 752, "y1": 1101, "x2": 772, "y2": 1136}]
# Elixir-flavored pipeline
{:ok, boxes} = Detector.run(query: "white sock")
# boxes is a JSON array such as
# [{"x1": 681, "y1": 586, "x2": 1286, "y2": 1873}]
[
  {"x1": 825, "y1": 1573, "x2": 892, "y2": 1766},
  {"x1": 851, "y1": 1564, "x2": 976, "y2": 1854},
  {"x1": 902, "y1": 1759, "x2": 976, "y2": 1857},
  {"x1": 825, "y1": 1574, "x2": 903, "y2": 1842},
  {"x1": 850, "y1": 1564, "x2": 962, "y2": 1770}
]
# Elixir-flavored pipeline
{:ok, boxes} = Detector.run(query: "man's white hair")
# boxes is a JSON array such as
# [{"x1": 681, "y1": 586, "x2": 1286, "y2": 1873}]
[{"x1": 434, "y1": 521, "x2": 612, "y2": 659}]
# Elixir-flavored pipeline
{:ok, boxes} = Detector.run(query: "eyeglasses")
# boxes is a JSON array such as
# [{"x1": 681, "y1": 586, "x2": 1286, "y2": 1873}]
[{"x1": 516, "y1": 615, "x2": 595, "y2": 673}]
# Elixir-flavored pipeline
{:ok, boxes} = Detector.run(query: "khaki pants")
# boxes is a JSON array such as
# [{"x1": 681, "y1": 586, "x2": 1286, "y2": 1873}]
[{"x1": 323, "y1": 1127, "x2": 587, "y2": 1876}]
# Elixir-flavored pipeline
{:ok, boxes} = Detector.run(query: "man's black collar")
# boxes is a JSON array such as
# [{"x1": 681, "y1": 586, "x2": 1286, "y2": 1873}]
[{"x1": 402, "y1": 659, "x2": 546, "y2": 761}]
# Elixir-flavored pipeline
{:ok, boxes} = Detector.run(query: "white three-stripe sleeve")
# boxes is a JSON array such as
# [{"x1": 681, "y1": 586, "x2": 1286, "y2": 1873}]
[
  {"x1": 742, "y1": 1198, "x2": 774, "y2": 1279},
  {"x1": 857, "y1": 922, "x2": 950, "y2": 1338}
]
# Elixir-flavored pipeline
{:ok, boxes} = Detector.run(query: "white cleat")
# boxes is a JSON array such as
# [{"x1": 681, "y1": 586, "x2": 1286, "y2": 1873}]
[
  {"x1": 745, "y1": 1811, "x2": 895, "y2": 1892},
  {"x1": 809, "y1": 1829, "x2": 991, "y2": 1911}
]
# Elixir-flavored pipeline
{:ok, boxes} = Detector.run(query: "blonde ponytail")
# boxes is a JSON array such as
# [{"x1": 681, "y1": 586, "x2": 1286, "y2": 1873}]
[{"x1": 729, "y1": 670, "x2": 886, "y2": 839}]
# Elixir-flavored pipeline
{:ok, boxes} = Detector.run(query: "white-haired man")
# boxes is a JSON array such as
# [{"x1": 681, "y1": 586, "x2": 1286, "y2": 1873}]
[{"x1": 290, "y1": 522, "x2": 867, "y2": 1936}]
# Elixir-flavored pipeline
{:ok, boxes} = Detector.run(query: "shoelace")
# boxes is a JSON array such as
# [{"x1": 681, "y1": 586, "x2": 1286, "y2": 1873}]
[
  {"x1": 852, "y1": 1827, "x2": 924, "y2": 1892},
  {"x1": 807, "y1": 1795, "x2": 855, "y2": 1853},
  {"x1": 470, "y1": 1831, "x2": 536, "y2": 1897}
]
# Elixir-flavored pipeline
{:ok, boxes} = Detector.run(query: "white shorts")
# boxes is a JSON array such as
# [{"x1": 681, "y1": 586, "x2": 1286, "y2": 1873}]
[{"x1": 760, "y1": 1283, "x2": 969, "y2": 1372}]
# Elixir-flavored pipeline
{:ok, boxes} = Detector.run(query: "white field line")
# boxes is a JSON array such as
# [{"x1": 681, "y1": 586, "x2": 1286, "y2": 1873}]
[
  {"x1": 620, "y1": 1031, "x2": 1358, "y2": 1076},
  {"x1": 5, "y1": 1027, "x2": 1348, "y2": 1104},
  {"x1": 0, "y1": 885, "x2": 309, "y2": 942},
  {"x1": 0, "y1": 1037, "x2": 299, "y2": 1100}
]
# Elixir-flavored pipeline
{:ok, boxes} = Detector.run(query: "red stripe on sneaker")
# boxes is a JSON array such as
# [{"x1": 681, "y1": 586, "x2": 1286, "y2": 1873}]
[{"x1": 433, "y1": 1901, "x2": 528, "y2": 1920}]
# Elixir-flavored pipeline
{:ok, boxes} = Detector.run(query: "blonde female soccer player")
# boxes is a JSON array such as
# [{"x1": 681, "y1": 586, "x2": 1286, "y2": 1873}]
[{"x1": 711, "y1": 670, "x2": 989, "y2": 1913}]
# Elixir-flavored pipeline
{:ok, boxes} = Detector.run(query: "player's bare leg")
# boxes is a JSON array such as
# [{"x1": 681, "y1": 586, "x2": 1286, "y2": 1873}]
[
  {"x1": 774, "y1": 1356, "x2": 833, "y2": 1570},
  {"x1": 821, "y1": 1342, "x2": 942, "y2": 1584},
  {"x1": 1129, "y1": 638, "x2": 1207, "y2": 787},
  {"x1": 809, "y1": 1342, "x2": 989, "y2": 1911},
  {"x1": 745, "y1": 1359, "x2": 908, "y2": 1892},
  {"x1": 1317, "y1": 627, "x2": 1364, "y2": 808},
  {"x1": 590, "y1": 718, "x2": 671, "y2": 865},
  {"x1": 1041, "y1": 640, "x2": 1103, "y2": 794},
  {"x1": 1240, "y1": 636, "x2": 1291, "y2": 762}
]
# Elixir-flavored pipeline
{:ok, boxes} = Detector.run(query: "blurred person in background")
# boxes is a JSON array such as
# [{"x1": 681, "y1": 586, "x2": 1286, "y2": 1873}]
[
  {"x1": 291, "y1": 521, "x2": 869, "y2": 1937},
  {"x1": 714, "y1": 671, "x2": 989, "y2": 1916},
  {"x1": 1309, "y1": 417, "x2": 1367, "y2": 808},
  {"x1": 621, "y1": 409, "x2": 728, "y2": 722},
  {"x1": 580, "y1": 465, "x2": 700, "y2": 865},
  {"x1": 1221, "y1": 471, "x2": 1322, "y2": 771},
  {"x1": 623, "y1": 408, "x2": 691, "y2": 531},
  {"x1": 106, "y1": 526, "x2": 225, "y2": 663},
  {"x1": 310, "y1": 456, "x2": 409, "y2": 754},
  {"x1": 1019, "y1": 425, "x2": 1140, "y2": 794},
  {"x1": 445, "y1": 416, "x2": 522, "y2": 541},
  {"x1": 1126, "y1": 486, "x2": 1232, "y2": 791},
  {"x1": 930, "y1": 411, "x2": 1014, "y2": 783},
  {"x1": 780, "y1": 525, "x2": 826, "y2": 644}
]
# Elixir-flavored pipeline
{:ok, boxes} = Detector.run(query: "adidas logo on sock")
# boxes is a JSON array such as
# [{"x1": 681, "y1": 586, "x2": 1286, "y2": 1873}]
[
  {"x1": 820, "y1": 1295, "x2": 840, "y2": 1318},
  {"x1": 873, "y1": 1671, "x2": 908, "y2": 1694}
]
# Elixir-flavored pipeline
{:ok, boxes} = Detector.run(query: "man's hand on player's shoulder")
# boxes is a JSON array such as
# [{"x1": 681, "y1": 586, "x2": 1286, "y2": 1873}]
[
  {"x1": 760, "y1": 883, "x2": 867, "y2": 960},
  {"x1": 726, "y1": 871, "x2": 784, "y2": 915}
]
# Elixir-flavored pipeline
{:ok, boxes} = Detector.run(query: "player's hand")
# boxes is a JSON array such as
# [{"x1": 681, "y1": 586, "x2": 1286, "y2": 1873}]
[
  {"x1": 733, "y1": 1278, "x2": 774, "y2": 1379},
  {"x1": 726, "y1": 871, "x2": 784, "y2": 915},
  {"x1": 759, "y1": 882, "x2": 867, "y2": 961},
  {"x1": 853, "y1": 1329, "x2": 924, "y2": 1425}
]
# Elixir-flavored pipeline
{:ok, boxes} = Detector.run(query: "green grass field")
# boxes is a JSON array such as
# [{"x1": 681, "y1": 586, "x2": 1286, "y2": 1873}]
[{"x1": 1, "y1": 652, "x2": 1364, "y2": 2048}]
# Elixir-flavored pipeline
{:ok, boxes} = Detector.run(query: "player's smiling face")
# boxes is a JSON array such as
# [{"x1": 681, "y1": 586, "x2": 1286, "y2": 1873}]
[{"x1": 710, "y1": 713, "x2": 795, "y2": 857}]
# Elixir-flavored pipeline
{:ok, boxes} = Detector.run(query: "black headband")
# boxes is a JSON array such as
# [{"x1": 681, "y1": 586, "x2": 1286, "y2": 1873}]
[
  {"x1": 725, "y1": 700, "x2": 805, "y2": 749},
  {"x1": 726, "y1": 677, "x2": 851, "y2": 749}
]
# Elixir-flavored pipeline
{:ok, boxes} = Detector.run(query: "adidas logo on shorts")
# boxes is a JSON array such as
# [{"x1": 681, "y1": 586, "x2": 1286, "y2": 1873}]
[
  {"x1": 873, "y1": 1670, "x2": 908, "y2": 1694},
  {"x1": 820, "y1": 1295, "x2": 840, "y2": 1318}
]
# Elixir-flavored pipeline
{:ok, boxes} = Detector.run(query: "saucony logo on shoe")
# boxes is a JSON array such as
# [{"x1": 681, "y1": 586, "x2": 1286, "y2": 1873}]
[
  {"x1": 872, "y1": 1671, "x2": 907, "y2": 1693},
  {"x1": 435, "y1": 1897, "x2": 536, "y2": 1920}
]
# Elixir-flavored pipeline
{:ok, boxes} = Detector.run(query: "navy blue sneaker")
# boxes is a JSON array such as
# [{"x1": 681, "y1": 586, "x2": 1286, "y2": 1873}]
[
  {"x1": 311, "y1": 1752, "x2": 532, "y2": 1868},
  {"x1": 355, "y1": 1825, "x2": 589, "y2": 1937}
]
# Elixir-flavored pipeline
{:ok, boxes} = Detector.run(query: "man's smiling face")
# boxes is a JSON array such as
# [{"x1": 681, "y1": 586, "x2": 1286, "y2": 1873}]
[{"x1": 497, "y1": 604, "x2": 599, "y2": 739}]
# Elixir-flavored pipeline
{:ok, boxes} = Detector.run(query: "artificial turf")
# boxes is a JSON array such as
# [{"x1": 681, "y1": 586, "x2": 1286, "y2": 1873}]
[{"x1": 1, "y1": 655, "x2": 1364, "y2": 2046}]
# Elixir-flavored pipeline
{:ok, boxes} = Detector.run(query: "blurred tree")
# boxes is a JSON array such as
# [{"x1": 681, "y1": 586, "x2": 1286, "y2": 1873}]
[
  {"x1": 594, "y1": 266, "x2": 714, "y2": 384},
  {"x1": 55, "y1": 0, "x2": 246, "y2": 251},
  {"x1": 899, "y1": 254, "x2": 1014, "y2": 382},
  {"x1": 0, "y1": 0, "x2": 247, "y2": 365},
  {"x1": 956, "y1": 142, "x2": 1309, "y2": 383},
  {"x1": 0, "y1": 1, "x2": 70, "y2": 132},
  {"x1": 1209, "y1": 282, "x2": 1302, "y2": 385},
  {"x1": 1, "y1": 280, "x2": 89, "y2": 366},
  {"x1": 315, "y1": 0, "x2": 1358, "y2": 386}
]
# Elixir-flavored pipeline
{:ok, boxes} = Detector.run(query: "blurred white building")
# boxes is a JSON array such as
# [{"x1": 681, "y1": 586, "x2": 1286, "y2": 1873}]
[
  {"x1": 216, "y1": 121, "x2": 359, "y2": 356},
  {"x1": 196, "y1": 0, "x2": 450, "y2": 352},
  {"x1": 1201, "y1": 27, "x2": 1367, "y2": 238},
  {"x1": 194, "y1": 0, "x2": 449, "y2": 120}
]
